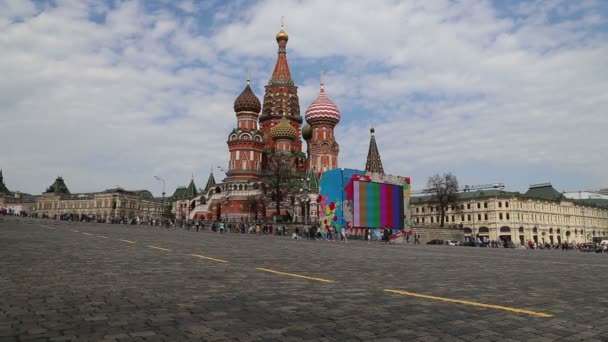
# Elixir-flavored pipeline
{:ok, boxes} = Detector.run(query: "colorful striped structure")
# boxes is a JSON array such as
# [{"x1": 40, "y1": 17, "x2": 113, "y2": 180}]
[{"x1": 353, "y1": 181, "x2": 404, "y2": 229}]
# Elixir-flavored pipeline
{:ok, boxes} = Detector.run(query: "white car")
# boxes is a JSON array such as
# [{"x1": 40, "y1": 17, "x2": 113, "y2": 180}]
[{"x1": 445, "y1": 240, "x2": 459, "y2": 246}]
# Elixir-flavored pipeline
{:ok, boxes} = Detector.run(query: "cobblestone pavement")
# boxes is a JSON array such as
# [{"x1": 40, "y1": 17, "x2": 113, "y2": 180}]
[{"x1": 1, "y1": 216, "x2": 608, "y2": 341}]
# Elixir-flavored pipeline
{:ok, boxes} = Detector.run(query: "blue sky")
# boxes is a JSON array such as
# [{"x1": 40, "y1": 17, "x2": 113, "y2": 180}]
[{"x1": 1, "y1": 0, "x2": 607, "y2": 196}]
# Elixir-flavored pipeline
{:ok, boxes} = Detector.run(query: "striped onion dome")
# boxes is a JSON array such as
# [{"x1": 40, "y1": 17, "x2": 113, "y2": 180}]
[
  {"x1": 305, "y1": 83, "x2": 340, "y2": 126},
  {"x1": 270, "y1": 117, "x2": 298, "y2": 140},
  {"x1": 233, "y1": 80, "x2": 261, "y2": 113}
]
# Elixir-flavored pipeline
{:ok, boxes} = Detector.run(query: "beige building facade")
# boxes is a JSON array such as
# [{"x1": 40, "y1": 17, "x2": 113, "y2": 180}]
[
  {"x1": 412, "y1": 183, "x2": 608, "y2": 246},
  {"x1": 33, "y1": 177, "x2": 163, "y2": 223}
]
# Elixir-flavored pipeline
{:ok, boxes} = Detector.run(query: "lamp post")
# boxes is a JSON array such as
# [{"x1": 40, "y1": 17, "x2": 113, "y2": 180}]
[
  {"x1": 299, "y1": 176, "x2": 312, "y2": 225},
  {"x1": 154, "y1": 176, "x2": 165, "y2": 227},
  {"x1": 225, "y1": 195, "x2": 230, "y2": 223}
]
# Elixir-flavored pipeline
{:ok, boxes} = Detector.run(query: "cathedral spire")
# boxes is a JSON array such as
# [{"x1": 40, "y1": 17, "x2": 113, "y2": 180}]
[
  {"x1": 203, "y1": 171, "x2": 216, "y2": 193},
  {"x1": 0, "y1": 169, "x2": 10, "y2": 195},
  {"x1": 270, "y1": 23, "x2": 294, "y2": 86},
  {"x1": 184, "y1": 178, "x2": 198, "y2": 199},
  {"x1": 365, "y1": 127, "x2": 384, "y2": 174}
]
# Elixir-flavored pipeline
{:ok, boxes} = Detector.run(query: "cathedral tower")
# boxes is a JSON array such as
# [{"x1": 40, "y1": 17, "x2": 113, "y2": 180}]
[
  {"x1": 226, "y1": 78, "x2": 265, "y2": 181},
  {"x1": 304, "y1": 77, "x2": 341, "y2": 174},
  {"x1": 258, "y1": 25, "x2": 305, "y2": 163}
]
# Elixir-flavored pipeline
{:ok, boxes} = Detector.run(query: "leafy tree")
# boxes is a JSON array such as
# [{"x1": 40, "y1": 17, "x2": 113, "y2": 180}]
[{"x1": 426, "y1": 173, "x2": 459, "y2": 228}]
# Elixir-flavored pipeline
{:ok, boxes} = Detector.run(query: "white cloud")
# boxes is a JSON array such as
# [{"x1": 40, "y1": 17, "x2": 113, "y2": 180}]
[{"x1": 0, "y1": 0, "x2": 606, "y2": 196}]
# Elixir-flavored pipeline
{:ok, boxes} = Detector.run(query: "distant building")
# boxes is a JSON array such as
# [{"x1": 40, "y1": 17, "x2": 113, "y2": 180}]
[
  {"x1": 411, "y1": 183, "x2": 608, "y2": 245},
  {"x1": 33, "y1": 176, "x2": 163, "y2": 222},
  {"x1": 0, "y1": 169, "x2": 38, "y2": 214}
]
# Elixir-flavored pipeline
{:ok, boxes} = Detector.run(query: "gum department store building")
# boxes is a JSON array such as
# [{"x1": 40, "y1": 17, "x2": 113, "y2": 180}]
[{"x1": 411, "y1": 183, "x2": 608, "y2": 245}]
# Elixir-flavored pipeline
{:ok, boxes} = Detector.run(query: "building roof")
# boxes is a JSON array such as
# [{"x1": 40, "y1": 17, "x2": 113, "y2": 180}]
[
  {"x1": 364, "y1": 127, "x2": 384, "y2": 174},
  {"x1": 233, "y1": 80, "x2": 261, "y2": 113},
  {"x1": 269, "y1": 26, "x2": 294, "y2": 86},
  {"x1": 203, "y1": 172, "x2": 216, "y2": 193},
  {"x1": 524, "y1": 183, "x2": 563, "y2": 201},
  {"x1": 573, "y1": 198, "x2": 608, "y2": 209},
  {"x1": 270, "y1": 117, "x2": 298, "y2": 140},
  {"x1": 304, "y1": 82, "x2": 340, "y2": 126},
  {"x1": 302, "y1": 123, "x2": 313, "y2": 141},
  {"x1": 412, "y1": 189, "x2": 520, "y2": 204},
  {"x1": 0, "y1": 169, "x2": 11, "y2": 195},
  {"x1": 44, "y1": 177, "x2": 70, "y2": 195},
  {"x1": 184, "y1": 179, "x2": 198, "y2": 199},
  {"x1": 170, "y1": 186, "x2": 187, "y2": 199}
]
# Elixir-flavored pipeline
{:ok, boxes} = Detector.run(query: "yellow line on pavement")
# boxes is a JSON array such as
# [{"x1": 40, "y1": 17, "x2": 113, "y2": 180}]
[
  {"x1": 148, "y1": 245, "x2": 170, "y2": 251},
  {"x1": 119, "y1": 239, "x2": 136, "y2": 244},
  {"x1": 70, "y1": 230, "x2": 80, "y2": 233},
  {"x1": 384, "y1": 289, "x2": 553, "y2": 318},
  {"x1": 97, "y1": 235, "x2": 108, "y2": 238},
  {"x1": 256, "y1": 268, "x2": 335, "y2": 283},
  {"x1": 82, "y1": 232, "x2": 93, "y2": 236},
  {"x1": 190, "y1": 254, "x2": 229, "y2": 263}
]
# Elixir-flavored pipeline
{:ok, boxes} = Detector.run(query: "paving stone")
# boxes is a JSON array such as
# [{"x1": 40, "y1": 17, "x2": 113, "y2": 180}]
[{"x1": 2, "y1": 217, "x2": 608, "y2": 341}]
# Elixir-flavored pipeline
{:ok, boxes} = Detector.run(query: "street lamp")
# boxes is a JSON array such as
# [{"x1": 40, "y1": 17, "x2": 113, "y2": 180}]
[
  {"x1": 154, "y1": 176, "x2": 165, "y2": 227},
  {"x1": 300, "y1": 176, "x2": 312, "y2": 225},
  {"x1": 225, "y1": 195, "x2": 230, "y2": 223}
]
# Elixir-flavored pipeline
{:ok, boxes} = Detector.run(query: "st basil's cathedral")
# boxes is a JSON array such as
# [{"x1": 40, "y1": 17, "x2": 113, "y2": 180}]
[{"x1": 176, "y1": 25, "x2": 343, "y2": 223}]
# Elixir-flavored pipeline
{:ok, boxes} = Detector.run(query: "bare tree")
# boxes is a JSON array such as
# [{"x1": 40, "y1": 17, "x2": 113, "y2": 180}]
[
  {"x1": 426, "y1": 173, "x2": 459, "y2": 228},
  {"x1": 244, "y1": 195, "x2": 260, "y2": 222},
  {"x1": 261, "y1": 151, "x2": 304, "y2": 221}
]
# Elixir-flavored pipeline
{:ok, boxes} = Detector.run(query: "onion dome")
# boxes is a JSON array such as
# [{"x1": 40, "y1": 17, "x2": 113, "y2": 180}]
[
  {"x1": 233, "y1": 80, "x2": 261, "y2": 113},
  {"x1": 270, "y1": 117, "x2": 298, "y2": 140},
  {"x1": 276, "y1": 26, "x2": 288, "y2": 42},
  {"x1": 302, "y1": 123, "x2": 313, "y2": 141},
  {"x1": 305, "y1": 82, "x2": 340, "y2": 126}
]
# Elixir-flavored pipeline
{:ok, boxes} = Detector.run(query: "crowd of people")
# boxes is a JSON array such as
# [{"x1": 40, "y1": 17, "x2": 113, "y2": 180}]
[
  {"x1": 4, "y1": 211, "x2": 608, "y2": 254},
  {"x1": 526, "y1": 239, "x2": 608, "y2": 253}
]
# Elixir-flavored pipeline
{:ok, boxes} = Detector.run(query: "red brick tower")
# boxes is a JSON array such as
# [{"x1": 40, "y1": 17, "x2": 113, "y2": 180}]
[
  {"x1": 226, "y1": 78, "x2": 264, "y2": 181},
  {"x1": 304, "y1": 77, "x2": 341, "y2": 175},
  {"x1": 258, "y1": 25, "x2": 306, "y2": 173}
]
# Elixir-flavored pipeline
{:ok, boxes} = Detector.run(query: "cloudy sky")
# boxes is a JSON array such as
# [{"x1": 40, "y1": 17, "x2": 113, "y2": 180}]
[{"x1": 1, "y1": 0, "x2": 607, "y2": 196}]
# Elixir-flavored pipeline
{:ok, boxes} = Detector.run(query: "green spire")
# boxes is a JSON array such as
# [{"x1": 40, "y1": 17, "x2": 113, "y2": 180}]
[
  {"x1": 203, "y1": 172, "x2": 216, "y2": 193},
  {"x1": 184, "y1": 178, "x2": 198, "y2": 198},
  {"x1": 0, "y1": 169, "x2": 11, "y2": 195},
  {"x1": 45, "y1": 177, "x2": 70, "y2": 195}
]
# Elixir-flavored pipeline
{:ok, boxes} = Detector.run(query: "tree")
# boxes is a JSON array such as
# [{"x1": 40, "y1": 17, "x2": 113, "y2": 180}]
[
  {"x1": 244, "y1": 195, "x2": 260, "y2": 221},
  {"x1": 261, "y1": 151, "x2": 304, "y2": 221},
  {"x1": 426, "y1": 173, "x2": 459, "y2": 228}
]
